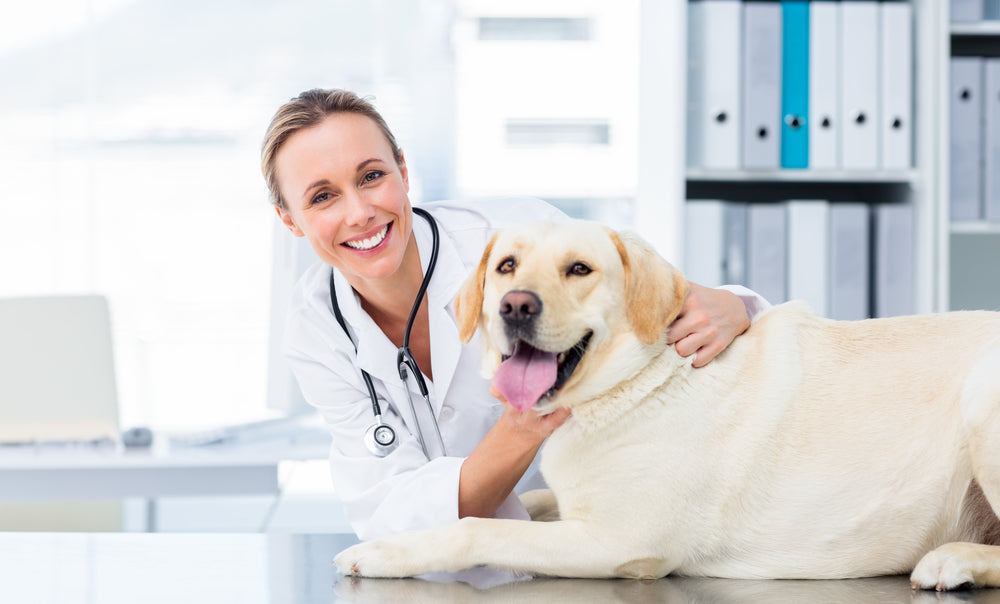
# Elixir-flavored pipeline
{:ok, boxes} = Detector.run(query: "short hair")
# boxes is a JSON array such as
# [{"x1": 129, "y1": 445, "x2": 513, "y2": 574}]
[{"x1": 260, "y1": 89, "x2": 403, "y2": 209}]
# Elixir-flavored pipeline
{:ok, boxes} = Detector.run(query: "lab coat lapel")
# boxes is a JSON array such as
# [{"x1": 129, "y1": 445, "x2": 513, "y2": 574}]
[
  {"x1": 424, "y1": 221, "x2": 467, "y2": 413},
  {"x1": 333, "y1": 269, "x2": 423, "y2": 435}
]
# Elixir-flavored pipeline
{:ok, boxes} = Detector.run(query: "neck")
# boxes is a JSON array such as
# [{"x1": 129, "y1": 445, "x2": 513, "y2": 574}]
[
  {"x1": 570, "y1": 345, "x2": 690, "y2": 432},
  {"x1": 353, "y1": 234, "x2": 424, "y2": 327}
]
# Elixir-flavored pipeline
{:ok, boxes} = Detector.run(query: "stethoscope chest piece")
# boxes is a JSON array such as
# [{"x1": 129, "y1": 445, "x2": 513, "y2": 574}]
[{"x1": 364, "y1": 419, "x2": 399, "y2": 457}]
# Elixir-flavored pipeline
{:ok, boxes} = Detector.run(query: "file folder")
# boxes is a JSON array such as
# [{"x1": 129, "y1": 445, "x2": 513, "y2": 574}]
[
  {"x1": 950, "y1": 57, "x2": 984, "y2": 221},
  {"x1": 684, "y1": 200, "x2": 727, "y2": 287},
  {"x1": 829, "y1": 203, "x2": 870, "y2": 321},
  {"x1": 748, "y1": 203, "x2": 788, "y2": 304},
  {"x1": 880, "y1": 1, "x2": 913, "y2": 170},
  {"x1": 839, "y1": 1, "x2": 880, "y2": 170},
  {"x1": 723, "y1": 202, "x2": 749, "y2": 286},
  {"x1": 781, "y1": 1, "x2": 809, "y2": 169},
  {"x1": 787, "y1": 200, "x2": 830, "y2": 317},
  {"x1": 687, "y1": 0, "x2": 742, "y2": 170},
  {"x1": 742, "y1": 1, "x2": 782, "y2": 170},
  {"x1": 952, "y1": 0, "x2": 984, "y2": 22},
  {"x1": 809, "y1": 0, "x2": 839, "y2": 170},
  {"x1": 873, "y1": 203, "x2": 915, "y2": 318},
  {"x1": 986, "y1": 59, "x2": 1000, "y2": 222}
]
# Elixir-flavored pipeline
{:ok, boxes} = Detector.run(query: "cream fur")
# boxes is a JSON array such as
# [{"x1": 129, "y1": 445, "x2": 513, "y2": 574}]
[{"x1": 335, "y1": 221, "x2": 1000, "y2": 591}]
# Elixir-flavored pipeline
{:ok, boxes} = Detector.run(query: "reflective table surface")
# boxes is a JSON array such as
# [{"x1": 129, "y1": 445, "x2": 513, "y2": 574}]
[{"x1": 5, "y1": 532, "x2": 1000, "y2": 603}]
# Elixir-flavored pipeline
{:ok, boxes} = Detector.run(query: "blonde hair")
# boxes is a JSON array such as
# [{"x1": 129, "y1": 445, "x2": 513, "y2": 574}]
[{"x1": 260, "y1": 89, "x2": 403, "y2": 210}]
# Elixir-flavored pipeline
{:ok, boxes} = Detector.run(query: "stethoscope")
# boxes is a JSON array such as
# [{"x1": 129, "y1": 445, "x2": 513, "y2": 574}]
[{"x1": 329, "y1": 207, "x2": 448, "y2": 459}]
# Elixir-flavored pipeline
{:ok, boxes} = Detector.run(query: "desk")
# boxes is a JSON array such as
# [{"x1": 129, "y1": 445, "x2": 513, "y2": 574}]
[
  {"x1": 0, "y1": 437, "x2": 330, "y2": 501},
  {"x1": 4, "y1": 532, "x2": 999, "y2": 604}
]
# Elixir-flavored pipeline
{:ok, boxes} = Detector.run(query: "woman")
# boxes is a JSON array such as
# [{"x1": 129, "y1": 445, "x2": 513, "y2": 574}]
[{"x1": 261, "y1": 89, "x2": 768, "y2": 540}]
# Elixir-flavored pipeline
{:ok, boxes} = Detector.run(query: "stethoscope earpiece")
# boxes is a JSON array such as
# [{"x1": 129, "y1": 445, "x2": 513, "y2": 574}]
[{"x1": 363, "y1": 420, "x2": 399, "y2": 457}]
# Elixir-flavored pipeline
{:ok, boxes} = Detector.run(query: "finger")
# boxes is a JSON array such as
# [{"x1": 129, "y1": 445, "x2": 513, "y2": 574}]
[{"x1": 672, "y1": 332, "x2": 704, "y2": 359}]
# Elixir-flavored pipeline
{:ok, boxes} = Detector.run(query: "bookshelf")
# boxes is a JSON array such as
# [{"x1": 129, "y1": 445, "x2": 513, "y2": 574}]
[{"x1": 636, "y1": 0, "x2": 1000, "y2": 317}]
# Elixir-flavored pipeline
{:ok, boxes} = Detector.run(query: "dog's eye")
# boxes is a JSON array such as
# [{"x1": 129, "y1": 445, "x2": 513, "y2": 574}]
[
  {"x1": 568, "y1": 263, "x2": 592, "y2": 276},
  {"x1": 497, "y1": 257, "x2": 516, "y2": 274}
]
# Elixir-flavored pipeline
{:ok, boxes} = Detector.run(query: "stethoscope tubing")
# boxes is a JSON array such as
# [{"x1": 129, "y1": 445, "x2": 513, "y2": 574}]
[{"x1": 329, "y1": 206, "x2": 447, "y2": 458}]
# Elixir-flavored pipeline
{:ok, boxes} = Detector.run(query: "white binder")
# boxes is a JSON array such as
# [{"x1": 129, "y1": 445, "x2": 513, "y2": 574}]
[
  {"x1": 747, "y1": 203, "x2": 787, "y2": 305},
  {"x1": 723, "y1": 202, "x2": 749, "y2": 286},
  {"x1": 873, "y1": 203, "x2": 915, "y2": 318},
  {"x1": 839, "y1": 1, "x2": 880, "y2": 171},
  {"x1": 950, "y1": 57, "x2": 984, "y2": 221},
  {"x1": 687, "y1": 0, "x2": 742, "y2": 170},
  {"x1": 880, "y1": 1, "x2": 913, "y2": 170},
  {"x1": 952, "y1": 0, "x2": 984, "y2": 22},
  {"x1": 985, "y1": 60, "x2": 1000, "y2": 223},
  {"x1": 829, "y1": 203, "x2": 870, "y2": 321},
  {"x1": 809, "y1": 0, "x2": 839, "y2": 170},
  {"x1": 684, "y1": 200, "x2": 726, "y2": 287},
  {"x1": 787, "y1": 200, "x2": 830, "y2": 317},
  {"x1": 742, "y1": 1, "x2": 782, "y2": 170}
]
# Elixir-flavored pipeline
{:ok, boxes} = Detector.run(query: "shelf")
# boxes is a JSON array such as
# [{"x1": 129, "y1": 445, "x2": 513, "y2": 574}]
[
  {"x1": 951, "y1": 22, "x2": 1000, "y2": 37},
  {"x1": 686, "y1": 169, "x2": 918, "y2": 184},
  {"x1": 949, "y1": 221, "x2": 1000, "y2": 234}
]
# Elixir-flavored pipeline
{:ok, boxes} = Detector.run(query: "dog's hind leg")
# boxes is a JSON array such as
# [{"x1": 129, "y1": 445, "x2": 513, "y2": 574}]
[
  {"x1": 335, "y1": 517, "x2": 675, "y2": 579},
  {"x1": 911, "y1": 347, "x2": 1000, "y2": 591}
]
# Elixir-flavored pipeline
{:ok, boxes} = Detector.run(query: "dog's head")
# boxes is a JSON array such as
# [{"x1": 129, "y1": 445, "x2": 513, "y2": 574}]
[{"x1": 455, "y1": 220, "x2": 688, "y2": 413}]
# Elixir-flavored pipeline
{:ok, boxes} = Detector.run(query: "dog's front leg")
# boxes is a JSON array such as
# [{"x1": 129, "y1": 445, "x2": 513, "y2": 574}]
[{"x1": 335, "y1": 517, "x2": 673, "y2": 579}]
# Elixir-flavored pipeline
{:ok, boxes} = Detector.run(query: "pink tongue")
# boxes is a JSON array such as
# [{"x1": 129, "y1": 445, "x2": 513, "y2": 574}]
[{"x1": 491, "y1": 341, "x2": 558, "y2": 412}]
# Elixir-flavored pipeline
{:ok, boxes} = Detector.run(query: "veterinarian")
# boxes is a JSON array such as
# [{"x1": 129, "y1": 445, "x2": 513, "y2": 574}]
[{"x1": 261, "y1": 88, "x2": 770, "y2": 540}]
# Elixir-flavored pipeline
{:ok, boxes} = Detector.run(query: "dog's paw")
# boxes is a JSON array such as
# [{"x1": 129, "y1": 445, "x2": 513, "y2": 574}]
[
  {"x1": 334, "y1": 533, "x2": 441, "y2": 578},
  {"x1": 910, "y1": 542, "x2": 1000, "y2": 591}
]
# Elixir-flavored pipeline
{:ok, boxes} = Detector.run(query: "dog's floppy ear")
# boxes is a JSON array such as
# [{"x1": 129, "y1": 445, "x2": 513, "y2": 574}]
[
  {"x1": 454, "y1": 234, "x2": 498, "y2": 343},
  {"x1": 609, "y1": 229, "x2": 689, "y2": 345}
]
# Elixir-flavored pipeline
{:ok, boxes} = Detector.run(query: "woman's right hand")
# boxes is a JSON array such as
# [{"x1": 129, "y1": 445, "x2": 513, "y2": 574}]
[{"x1": 491, "y1": 384, "x2": 572, "y2": 444}]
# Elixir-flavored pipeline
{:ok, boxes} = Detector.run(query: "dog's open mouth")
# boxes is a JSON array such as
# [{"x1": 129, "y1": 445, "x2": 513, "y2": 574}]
[{"x1": 492, "y1": 332, "x2": 593, "y2": 412}]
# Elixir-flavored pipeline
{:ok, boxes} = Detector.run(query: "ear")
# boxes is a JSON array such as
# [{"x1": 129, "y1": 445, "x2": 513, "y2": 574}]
[
  {"x1": 609, "y1": 229, "x2": 689, "y2": 345},
  {"x1": 276, "y1": 206, "x2": 305, "y2": 237},
  {"x1": 454, "y1": 234, "x2": 498, "y2": 343}
]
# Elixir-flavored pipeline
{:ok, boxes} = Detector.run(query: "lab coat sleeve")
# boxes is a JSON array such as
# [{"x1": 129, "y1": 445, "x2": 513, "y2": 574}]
[
  {"x1": 284, "y1": 303, "x2": 527, "y2": 541},
  {"x1": 717, "y1": 284, "x2": 771, "y2": 322}
]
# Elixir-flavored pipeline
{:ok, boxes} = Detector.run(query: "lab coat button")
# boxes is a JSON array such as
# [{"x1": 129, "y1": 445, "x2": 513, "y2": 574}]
[{"x1": 439, "y1": 405, "x2": 455, "y2": 421}]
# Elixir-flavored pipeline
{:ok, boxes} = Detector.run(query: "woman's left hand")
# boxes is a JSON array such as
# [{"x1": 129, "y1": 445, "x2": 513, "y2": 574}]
[{"x1": 665, "y1": 282, "x2": 751, "y2": 368}]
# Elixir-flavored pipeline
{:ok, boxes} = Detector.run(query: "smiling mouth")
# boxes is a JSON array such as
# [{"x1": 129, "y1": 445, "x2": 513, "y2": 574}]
[
  {"x1": 343, "y1": 223, "x2": 390, "y2": 251},
  {"x1": 491, "y1": 331, "x2": 593, "y2": 412}
]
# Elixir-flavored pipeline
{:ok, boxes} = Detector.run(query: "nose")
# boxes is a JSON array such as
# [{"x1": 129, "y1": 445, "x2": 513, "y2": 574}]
[
  {"x1": 499, "y1": 290, "x2": 542, "y2": 326},
  {"x1": 344, "y1": 192, "x2": 375, "y2": 227}
]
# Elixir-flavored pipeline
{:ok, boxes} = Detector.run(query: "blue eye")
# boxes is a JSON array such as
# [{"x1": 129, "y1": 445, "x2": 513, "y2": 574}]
[
  {"x1": 311, "y1": 192, "x2": 331, "y2": 205},
  {"x1": 362, "y1": 170, "x2": 384, "y2": 184}
]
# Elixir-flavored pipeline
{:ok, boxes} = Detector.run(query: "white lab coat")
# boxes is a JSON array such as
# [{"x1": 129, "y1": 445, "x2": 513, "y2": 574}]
[{"x1": 283, "y1": 198, "x2": 770, "y2": 540}]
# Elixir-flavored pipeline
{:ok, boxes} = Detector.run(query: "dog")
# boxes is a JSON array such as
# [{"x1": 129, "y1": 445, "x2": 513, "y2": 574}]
[{"x1": 334, "y1": 220, "x2": 1000, "y2": 591}]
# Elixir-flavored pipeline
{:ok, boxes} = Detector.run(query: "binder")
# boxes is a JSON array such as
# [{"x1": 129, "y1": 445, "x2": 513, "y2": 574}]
[
  {"x1": 747, "y1": 203, "x2": 788, "y2": 304},
  {"x1": 684, "y1": 200, "x2": 727, "y2": 287},
  {"x1": 880, "y1": 1, "x2": 913, "y2": 170},
  {"x1": 950, "y1": 57, "x2": 984, "y2": 221},
  {"x1": 787, "y1": 200, "x2": 830, "y2": 317},
  {"x1": 839, "y1": 1, "x2": 880, "y2": 170},
  {"x1": 781, "y1": 1, "x2": 809, "y2": 169},
  {"x1": 722, "y1": 202, "x2": 749, "y2": 286},
  {"x1": 985, "y1": 60, "x2": 1000, "y2": 222},
  {"x1": 742, "y1": 1, "x2": 783, "y2": 170},
  {"x1": 808, "y1": 0, "x2": 839, "y2": 170},
  {"x1": 687, "y1": 0, "x2": 742, "y2": 170},
  {"x1": 829, "y1": 203, "x2": 870, "y2": 321},
  {"x1": 987, "y1": 0, "x2": 1000, "y2": 20},
  {"x1": 873, "y1": 203, "x2": 915, "y2": 318},
  {"x1": 952, "y1": 0, "x2": 984, "y2": 22}
]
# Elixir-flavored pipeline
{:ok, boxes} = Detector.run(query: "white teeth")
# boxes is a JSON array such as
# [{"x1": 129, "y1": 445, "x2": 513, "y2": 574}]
[{"x1": 344, "y1": 225, "x2": 388, "y2": 250}]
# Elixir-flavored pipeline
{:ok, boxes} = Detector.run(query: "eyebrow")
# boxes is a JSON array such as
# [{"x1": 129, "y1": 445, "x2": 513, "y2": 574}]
[{"x1": 300, "y1": 158, "x2": 386, "y2": 202}]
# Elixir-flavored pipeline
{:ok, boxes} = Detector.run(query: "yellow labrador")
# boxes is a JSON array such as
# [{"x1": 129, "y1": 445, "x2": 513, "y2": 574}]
[{"x1": 334, "y1": 220, "x2": 1000, "y2": 591}]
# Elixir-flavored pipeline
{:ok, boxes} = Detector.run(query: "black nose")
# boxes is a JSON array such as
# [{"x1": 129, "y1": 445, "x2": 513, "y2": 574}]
[{"x1": 499, "y1": 290, "x2": 542, "y2": 327}]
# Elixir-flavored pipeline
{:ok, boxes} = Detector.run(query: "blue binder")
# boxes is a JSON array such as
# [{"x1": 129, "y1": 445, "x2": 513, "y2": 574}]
[{"x1": 781, "y1": 1, "x2": 809, "y2": 169}]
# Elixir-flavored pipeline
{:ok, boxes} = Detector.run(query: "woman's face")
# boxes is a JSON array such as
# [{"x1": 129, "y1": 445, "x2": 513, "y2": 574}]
[{"x1": 275, "y1": 112, "x2": 412, "y2": 286}]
